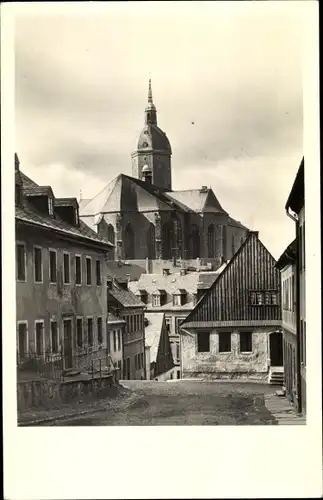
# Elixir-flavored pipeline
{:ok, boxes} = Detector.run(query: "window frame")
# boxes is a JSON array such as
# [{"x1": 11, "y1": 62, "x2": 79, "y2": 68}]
[
  {"x1": 76, "y1": 316, "x2": 84, "y2": 349},
  {"x1": 152, "y1": 294, "x2": 161, "y2": 307},
  {"x1": 86, "y1": 256, "x2": 92, "y2": 286},
  {"x1": 96, "y1": 259, "x2": 102, "y2": 286},
  {"x1": 97, "y1": 316, "x2": 103, "y2": 346},
  {"x1": 17, "y1": 320, "x2": 29, "y2": 357},
  {"x1": 218, "y1": 331, "x2": 232, "y2": 353},
  {"x1": 87, "y1": 317, "x2": 94, "y2": 348},
  {"x1": 197, "y1": 331, "x2": 210, "y2": 353},
  {"x1": 16, "y1": 241, "x2": 27, "y2": 282},
  {"x1": 49, "y1": 248, "x2": 57, "y2": 284},
  {"x1": 63, "y1": 252, "x2": 71, "y2": 284},
  {"x1": 33, "y1": 246, "x2": 43, "y2": 283},
  {"x1": 34, "y1": 319, "x2": 45, "y2": 356},
  {"x1": 50, "y1": 319, "x2": 59, "y2": 354},
  {"x1": 75, "y1": 254, "x2": 82, "y2": 286},
  {"x1": 239, "y1": 331, "x2": 253, "y2": 353}
]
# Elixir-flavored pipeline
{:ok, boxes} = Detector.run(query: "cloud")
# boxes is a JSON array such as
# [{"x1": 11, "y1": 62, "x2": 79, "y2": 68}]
[{"x1": 15, "y1": 3, "x2": 304, "y2": 259}]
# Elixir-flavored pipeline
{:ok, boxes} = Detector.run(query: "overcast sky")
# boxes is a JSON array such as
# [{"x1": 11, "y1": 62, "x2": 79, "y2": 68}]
[{"x1": 15, "y1": 2, "x2": 304, "y2": 259}]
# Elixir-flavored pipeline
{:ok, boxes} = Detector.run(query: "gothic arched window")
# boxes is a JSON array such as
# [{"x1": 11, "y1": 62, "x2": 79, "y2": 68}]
[
  {"x1": 124, "y1": 223, "x2": 135, "y2": 260},
  {"x1": 190, "y1": 225, "x2": 200, "y2": 259},
  {"x1": 162, "y1": 220, "x2": 173, "y2": 260},
  {"x1": 146, "y1": 223, "x2": 156, "y2": 259},
  {"x1": 107, "y1": 224, "x2": 115, "y2": 246},
  {"x1": 207, "y1": 224, "x2": 215, "y2": 258}
]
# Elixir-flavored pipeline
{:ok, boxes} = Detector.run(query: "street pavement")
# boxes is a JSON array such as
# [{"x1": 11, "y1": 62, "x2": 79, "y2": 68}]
[{"x1": 40, "y1": 380, "x2": 287, "y2": 426}]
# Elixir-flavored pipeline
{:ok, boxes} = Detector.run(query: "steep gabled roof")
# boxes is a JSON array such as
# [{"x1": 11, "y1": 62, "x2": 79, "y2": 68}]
[
  {"x1": 181, "y1": 231, "x2": 281, "y2": 327},
  {"x1": 79, "y1": 174, "x2": 184, "y2": 216},
  {"x1": 109, "y1": 283, "x2": 146, "y2": 308},
  {"x1": 17, "y1": 170, "x2": 113, "y2": 249},
  {"x1": 276, "y1": 239, "x2": 297, "y2": 270},
  {"x1": 165, "y1": 187, "x2": 227, "y2": 214},
  {"x1": 285, "y1": 157, "x2": 304, "y2": 214}
]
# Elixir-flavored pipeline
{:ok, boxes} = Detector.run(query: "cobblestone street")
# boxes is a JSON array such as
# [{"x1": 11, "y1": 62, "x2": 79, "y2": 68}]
[{"x1": 33, "y1": 380, "x2": 288, "y2": 426}]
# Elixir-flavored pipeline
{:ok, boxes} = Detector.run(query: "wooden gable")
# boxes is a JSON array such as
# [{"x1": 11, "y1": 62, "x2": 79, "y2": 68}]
[{"x1": 182, "y1": 231, "x2": 281, "y2": 325}]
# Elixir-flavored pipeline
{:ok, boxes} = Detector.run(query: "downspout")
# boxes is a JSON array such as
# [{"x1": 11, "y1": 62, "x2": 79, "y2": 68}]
[{"x1": 286, "y1": 208, "x2": 302, "y2": 414}]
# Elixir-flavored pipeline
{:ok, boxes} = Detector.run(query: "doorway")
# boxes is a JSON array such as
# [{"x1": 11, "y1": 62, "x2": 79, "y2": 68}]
[
  {"x1": 63, "y1": 318, "x2": 73, "y2": 369},
  {"x1": 269, "y1": 331, "x2": 283, "y2": 367}
]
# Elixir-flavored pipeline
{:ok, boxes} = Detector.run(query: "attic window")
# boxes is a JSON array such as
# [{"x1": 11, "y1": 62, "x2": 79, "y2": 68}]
[
  {"x1": 162, "y1": 269, "x2": 170, "y2": 276},
  {"x1": 48, "y1": 197, "x2": 54, "y2": 216},
  {"x1": 152, "y1": 289, "x2": 166, "y2": 307},
  {"x1": 173, "y1": 289, "x2": 187, "y2": 307},
  {"x1": 250, "y1": 290, "x2": 279, "y2": 306},
  {"x1": 136, "y1": 289, "x2": 148, "y2": 304}
]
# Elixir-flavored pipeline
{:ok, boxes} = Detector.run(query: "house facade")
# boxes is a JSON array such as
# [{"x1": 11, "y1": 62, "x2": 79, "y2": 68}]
[
  {"x1": 284, "y1": 158, "x2": 306, "y2": 415},
  {"x1": 128, "y1": 266, "x2": 223, "y2": 379},
  {"x1": 106, "y1": 277, "x2": 146, "y2": 380},
  {"x1": 107, "y1": 313, "x2": 125, "y2": 382},
  {"x1": 15, "y1": 154, "x2": 114, "y2": 374},
  {"x1": 276, "y1": 240, "x2": 298, "y2": 408},
  {"x1": 180, "y1": 231, "x2": 282, "y2": 382},
  {"x1": 144, "y1": 313, "x2": 175, "y2": 381}
]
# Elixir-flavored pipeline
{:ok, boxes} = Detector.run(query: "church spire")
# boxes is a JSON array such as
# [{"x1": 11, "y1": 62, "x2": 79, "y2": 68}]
[
  {"x1": 148, "y1": 78, "x2": 153, "y2": 104},
  {"x1": 145, "y1": 78, "x2": 157, "y2": 125}
]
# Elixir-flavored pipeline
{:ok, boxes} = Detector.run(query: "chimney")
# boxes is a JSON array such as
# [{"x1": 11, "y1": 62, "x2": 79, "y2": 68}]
[
  {"x1": 15, "y1": 153, "x2": 20, "y2": 171},
  {"x1": 249, "y1": 230, "x2": 259, "y2": 238}
]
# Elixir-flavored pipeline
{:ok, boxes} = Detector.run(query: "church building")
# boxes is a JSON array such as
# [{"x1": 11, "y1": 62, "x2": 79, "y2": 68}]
[{"x1": 80, "y1": 80, "x2": 248, "y2": 271}]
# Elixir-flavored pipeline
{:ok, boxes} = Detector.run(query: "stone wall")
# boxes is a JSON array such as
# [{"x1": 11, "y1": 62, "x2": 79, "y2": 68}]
[
  {"x1": 17, "y1": 373, "x2": 116, "y2": 411},
  {"x1": 181, "y1": 327, "x2": 272, "y2": 381}
]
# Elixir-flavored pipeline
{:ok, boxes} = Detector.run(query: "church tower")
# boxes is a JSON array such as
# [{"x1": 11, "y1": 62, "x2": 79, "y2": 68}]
[{"x1": 131, "y1": 79, "x2": 172, "y2": 191}]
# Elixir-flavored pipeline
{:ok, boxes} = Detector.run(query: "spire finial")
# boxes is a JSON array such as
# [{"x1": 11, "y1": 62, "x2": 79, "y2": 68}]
[{"x1": 148, "y1": 78, "x2": 153, "y2": 104}]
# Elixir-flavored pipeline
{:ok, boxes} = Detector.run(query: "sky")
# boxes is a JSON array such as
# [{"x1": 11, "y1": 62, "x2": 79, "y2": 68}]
[{"x1": 15, "y1": 1, "x2": 304, "y2": 259}]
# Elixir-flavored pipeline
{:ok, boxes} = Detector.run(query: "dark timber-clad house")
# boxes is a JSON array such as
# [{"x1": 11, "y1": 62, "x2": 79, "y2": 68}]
[
  {"x1": 278, "y1": 157, "x2": 306, "y2": 415},
  {"x1": 180, "y1": 231, "x2": 283, "y2": 382}
]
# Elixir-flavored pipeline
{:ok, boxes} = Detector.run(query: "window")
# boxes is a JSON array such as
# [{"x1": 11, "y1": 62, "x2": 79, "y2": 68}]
[
  {"x1": 250, "y1": 290, "x2": 278, "y2": 306},
  {"x1": 173, "y1": 294, "x2": 182, "y2": 306},
  {"x1": 87, "y1": 318, "x2": 93, "y2": 347},
  {"x1": 118, "y1": 329, "x2": 122, "y2": 351},
  {"x1": 113, "y1": 330, "x2": 117, "y2": 351},
  {"x1": 240, "y1": 332, "x2": 252, "y2": 353},
  {"x1": 35, "y1": 321, "x2": 44, "y2": 355},
  {"x1": 97, "y1": 317, "x2": 103, "y2": 345},
  {"x1": 175, "y1": 317, "x2": 184, "y2": 334},
  {"x1": 130, "y1": 315, "x2": 133, "y2": 333},
  {"x1": 197, "y1": 332, "x2": 210, "y2": 353},
  {"x1": 219, "y1": 332, "x2": 231, "y2": 353},
  {"x1": 107, "y1": 330, "x2": 110, "y2": 353},
  {"x1": 48, "y1": 250, "x2": 57, "y2": 283},
  {"x1": 264, "y1": 292, "x2": 270, "y2": 305},
  {"x1": 135, "y1": 354, "x2": 138, "y2": 370},
  {"x1": 176, "y1": 343, "x2": 180, "y2": 360},
  {"x1": 86, "y1": 257, "x2": 92, "y2": 285},
  {"x1": 165, "y1": 317, "x2": 171, "y2": 333},
  {"x1": 271, "y1": 292, "x2": 278, "y2": 305},
  {"x1": 48, "y1": 197, "x2": 54, "y2": 215},
  {"x1": 96, "y1": 260, "x2": 102, "y2": 286},
  {"x1": 63, "y1": 253, "x2": 70, "y2": 284},
  {"x1": 76, "y1": 318, "x2": 83, "y2": 348},
  {"x1": 18, "y1": 322, "x2": 28, "y2": 358},
  {"x1": 34, "y1": 247, "x2": 43, "y2": 282},
  {"x1": 177, "y1": 370, "x2": 181, "y2": 379},
  {"x1": 256, "y1": 292, "x2": 263, "y2": 305},
  {"x1": 16, "y1": 243, "x2": 26, "y2": 281},
  {"x1": 50, "y1": 321, "x2": 59, "y2": 353},
  {"x1": 152, "y1": 295, "x2": 160, "y2": 307},
  {"x1": 75, "y1": 255, "x2": 82, "y2": 285}
]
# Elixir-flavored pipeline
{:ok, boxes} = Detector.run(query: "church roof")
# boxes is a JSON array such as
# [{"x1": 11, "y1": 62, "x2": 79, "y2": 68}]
[
  {"x1": 166, "y1": 187, "x2": 227, "y2": 214},
  {"x1": 136, "y1": 124, "x2": 172, "y2": 153},
  {"x1": 79, "y1": 174, "x2": 187, "y2": 216}
]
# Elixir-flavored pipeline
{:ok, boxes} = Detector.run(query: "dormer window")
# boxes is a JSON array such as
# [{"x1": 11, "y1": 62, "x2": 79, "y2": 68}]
[
  {"x1": 136, "y1": 289, "x2": 148, "y2": 304},
  {"x1": 173, "y1": 289, "x2": 187, "y2": 307},
  {"x1": 48, "y1": 197, "x2": 54, "y2": 216},
  {"x1": 152, "y1": 289, "x2": 166, "y2": 307},
  {"x1": 75, "y1": 208, "x2": 79, "y2": 225}
]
